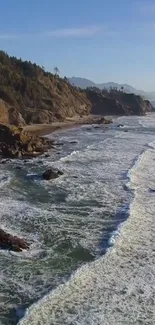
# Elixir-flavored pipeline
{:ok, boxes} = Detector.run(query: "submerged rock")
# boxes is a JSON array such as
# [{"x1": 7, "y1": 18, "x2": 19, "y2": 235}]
[
  {"x1": 15, "y1": 166, "x2": 22, "y2": 170},
  {"x1": 0, "y1": 229, "x2": 29, "y2": 252},
  {"x1": 42, "y1": 168, "x2": 63, "y2": 180},
  {"x1": 70, "y1": 141, "x2": 78, "y2": 144}
]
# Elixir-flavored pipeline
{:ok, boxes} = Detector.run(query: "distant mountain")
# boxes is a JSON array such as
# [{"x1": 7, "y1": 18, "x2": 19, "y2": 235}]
[{"x1": 69, "y1": 77, "x2": 155, "y2": 101}]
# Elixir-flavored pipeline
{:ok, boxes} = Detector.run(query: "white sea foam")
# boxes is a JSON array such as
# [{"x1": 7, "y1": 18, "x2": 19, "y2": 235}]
[
  {"x1": 18, "y1": 116, "x2": 155, "y2": 325},
  {"x1": 0, "y1": 169, "x2": 12, "y2": 188}
]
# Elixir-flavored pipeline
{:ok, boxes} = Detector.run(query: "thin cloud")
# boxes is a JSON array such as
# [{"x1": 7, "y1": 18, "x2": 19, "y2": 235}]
[
  {"x1": 44, "y1": 26, "x2": 103, "y2": 38},
  {"x1": 0, "y1": 26, "x2": 103, "y2": 41},
  {"x1": 0, "y1": 33, "x2": 19, "y2": 40}
]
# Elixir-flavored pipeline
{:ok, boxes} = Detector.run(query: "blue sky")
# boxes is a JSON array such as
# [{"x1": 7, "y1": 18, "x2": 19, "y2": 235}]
[{"x1": 0, "y1": 0, "x2": 155, "y2": 91}]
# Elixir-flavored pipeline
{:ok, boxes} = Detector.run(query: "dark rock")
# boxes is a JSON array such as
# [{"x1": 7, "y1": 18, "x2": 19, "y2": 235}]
[
  {"x1": 38, "y1": 160, "x2": 43, "y2": 164},
  {"x1": 57, "y1": 170, "x2": 63, "y2": 176},
  {"x1": 0, "y1": 228, "x2": 29, "y2": 252},
  {"x1": 117, "y1": 124, "x2": 124, "y2": 127},
  {"x1": 149, "y1": 188, "x2": 155, "y2": 193},
  {"x1": 70, "y1": 141, "x2": 78, "y2": 144},
  {"x1": 15, "y1": 166, "x2": 22, "y2": 170},
  {"x1": 56, "y1": 142, "x2": 64, "y2": 146},
  {"x1": 44, "y1": 154, "x2": 50, "y2": 158},
  {"x1": 97, "y1": 117, "x2": 112, "y2": 124},
  {"x1": 0, "y1": 125, "x2": 53, "y2": 159},
  {"x1": 42, "y1": 168, "x2": 63, "y2": 180}
]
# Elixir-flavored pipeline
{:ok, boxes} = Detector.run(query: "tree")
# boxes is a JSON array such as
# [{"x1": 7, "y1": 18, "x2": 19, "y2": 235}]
[
  {"x1": 121, "y1": 86, "x2": 124, "y2": 92},
  {"x1": 54, "y1": 66, "x2": 59, "y2": 77},
  {"x1": 64, "y1": 76, "x2": 68, "y2": 82}
]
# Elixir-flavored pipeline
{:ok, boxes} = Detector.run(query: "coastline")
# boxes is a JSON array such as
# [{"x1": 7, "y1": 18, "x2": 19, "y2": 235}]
[
  {"x1": 17, "y1": 115, "x2": 155, "y2": 325},
  {"x1": 23, "y1": 115, "x2": 112, "y2": 136}
]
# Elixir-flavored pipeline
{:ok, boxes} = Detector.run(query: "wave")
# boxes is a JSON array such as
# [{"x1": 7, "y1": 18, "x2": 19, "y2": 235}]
[
  {"x1": 0, "y1": 170, "x2": 12, "y2": 188},
  {"x1": 17, "y1": 139, "x2": 155, "y2": 325}
]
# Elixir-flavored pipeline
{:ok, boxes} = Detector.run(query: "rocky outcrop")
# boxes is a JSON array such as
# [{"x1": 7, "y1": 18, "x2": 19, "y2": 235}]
[
  {"x1": 0, "y1": 99, "x2": 26, "y2": 126},
  {"x1": 0, "y1": 228, "x2": 29, "y2": 252},
  {"x1": 0, "y1": 124, "x2": 54, "y2": 158},
  {"x1": 144, "y1": 100, "x2": 154, "y2": 112},
  {"x1": 86, "y1": 88, "x2": 154, "y2": 116},
  {"x1": 42, "y1": 168, "x2": 63, "y2": 180}
]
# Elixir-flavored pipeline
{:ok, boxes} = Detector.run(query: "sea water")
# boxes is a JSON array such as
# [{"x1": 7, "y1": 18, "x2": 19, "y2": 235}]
[{"x1": 0, "y1": 114, "x2": 155, "y2": 324}]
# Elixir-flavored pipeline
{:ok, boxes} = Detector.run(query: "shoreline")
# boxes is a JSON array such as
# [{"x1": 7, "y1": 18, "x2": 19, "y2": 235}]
[
  {"x1": 17, "y1": 115, "x2": 155, "y2": 325},
  {"x1": 23, "y1": 115, "x2": 112, "y2": 136},
  {"x1": 23, "y1": 122, "x2": 79, "y2": 136}
]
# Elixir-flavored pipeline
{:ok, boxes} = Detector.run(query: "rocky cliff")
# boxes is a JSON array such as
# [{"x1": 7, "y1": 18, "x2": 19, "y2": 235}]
[
  {"x1": 86, "y1": 88, "x2": 154, "y2": 116},
  {"x1": 0, "y1": 51, "x2": 90, "y2": 125},
  {"x1": 0, "y1": 51, "x2": 153, "y2": 125}
]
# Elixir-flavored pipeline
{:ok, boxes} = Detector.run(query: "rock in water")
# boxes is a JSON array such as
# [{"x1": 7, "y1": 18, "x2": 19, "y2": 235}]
[
  {"x1": 97, "y1": 117, "x2": 112, "y2": 124},
  {"x1": 42, "y1": 168, "x2": 63, "y2": 180},
  {"x1": 0, "y1": 229, "x2": 29, "y2": 252}
]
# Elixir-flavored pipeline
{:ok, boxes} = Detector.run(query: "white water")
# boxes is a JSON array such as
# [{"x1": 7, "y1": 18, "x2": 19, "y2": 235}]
[{"x1": 17, "y1": 114, "x2": 155, "y2": 325}]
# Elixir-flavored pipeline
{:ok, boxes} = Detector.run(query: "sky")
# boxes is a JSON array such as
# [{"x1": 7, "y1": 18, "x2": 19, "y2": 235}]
[{"x1": 0, "y1": 0, "x2": 155, "y2": 91}]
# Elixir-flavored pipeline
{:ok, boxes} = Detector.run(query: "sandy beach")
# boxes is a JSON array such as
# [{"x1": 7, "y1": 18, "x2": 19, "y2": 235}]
[{"x1": 23, "y1": 115, "x2": 108, "y2": 136}]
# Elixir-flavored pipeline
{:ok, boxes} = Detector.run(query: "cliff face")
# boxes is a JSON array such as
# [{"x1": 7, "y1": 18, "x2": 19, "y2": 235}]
[
  {"x1": 0, "y1": 51, "x2": 153, "y2": 126},
  {"x1": 86, "y1": 88, "x2": 154, "y2": 116},
  {"x1": 0, "y1": 99, "x2": 26, "y2": 125},
  {"x1": 0, "y1": 51, "x2": 90, "y2": 125}
]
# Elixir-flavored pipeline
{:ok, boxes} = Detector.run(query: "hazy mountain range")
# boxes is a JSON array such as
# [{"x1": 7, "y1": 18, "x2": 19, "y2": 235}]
[{"x1": 69, "y1": 77, "x2": 155, "y2": 103}]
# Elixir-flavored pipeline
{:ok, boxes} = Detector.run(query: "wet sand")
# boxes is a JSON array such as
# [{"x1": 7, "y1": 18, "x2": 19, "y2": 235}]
[{"x1": 23, "y1": 115, "x2": 108, "y2": 136}]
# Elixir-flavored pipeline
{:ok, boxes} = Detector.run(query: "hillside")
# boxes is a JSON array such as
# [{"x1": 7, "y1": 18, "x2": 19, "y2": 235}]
[
  {"x1": 86, "y1": 87, "x2": 153, "y2": 116},
  {"x1": 0, "y1": 51, "x2": 91, "y2": 125},
  {"x1": 69, "y1": 77, "x2": 155, "y2": 101},
  {"x1": 0, "y1": 51, "x2": 153, "y2": 126}
]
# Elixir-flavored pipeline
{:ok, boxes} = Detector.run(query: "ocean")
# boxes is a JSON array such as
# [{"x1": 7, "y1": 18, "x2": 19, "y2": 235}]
[{"x1": 0, "y1": 114, "x2": 155, "y2": 325}]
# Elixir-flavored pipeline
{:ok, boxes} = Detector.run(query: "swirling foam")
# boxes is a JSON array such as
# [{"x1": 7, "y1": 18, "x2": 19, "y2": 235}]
[{"x1": 18, "y1": 122, "x2": 155, "y2": 324}]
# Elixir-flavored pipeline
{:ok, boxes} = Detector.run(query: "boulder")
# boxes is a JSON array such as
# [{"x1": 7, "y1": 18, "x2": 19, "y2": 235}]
[
  {"x1": 97, "y1": 117, "x2": 112, "y2": 124},
  {"x1": 0, "y1": 124, "x2": 54, "y2": 159},
  {"x1": 42, "y1": 168, "x2": 63, "y2": 180},
  {"x1": 0, "y1": 229, "x2": 29, "y2": 252}
]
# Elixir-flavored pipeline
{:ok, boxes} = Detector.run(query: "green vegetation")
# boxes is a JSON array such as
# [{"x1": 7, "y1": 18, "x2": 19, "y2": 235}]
[
  {"x1": 0, "y1": 50, "x2": 90, "y2": 124},
  {"x1": 0, "y1": 50, "x2": 153, "y2": 125}
]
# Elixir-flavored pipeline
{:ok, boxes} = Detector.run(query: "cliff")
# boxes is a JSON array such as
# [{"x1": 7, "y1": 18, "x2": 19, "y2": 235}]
[
  {"x1": 86, "y1": 88, "x2": 153, "y2": 116},
  {"x1": 0, "y1": 51, "x2": 90, "y2": 125},
  {"x1": 0, "y1": 51, "x2": 153, "y2": 126}
]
